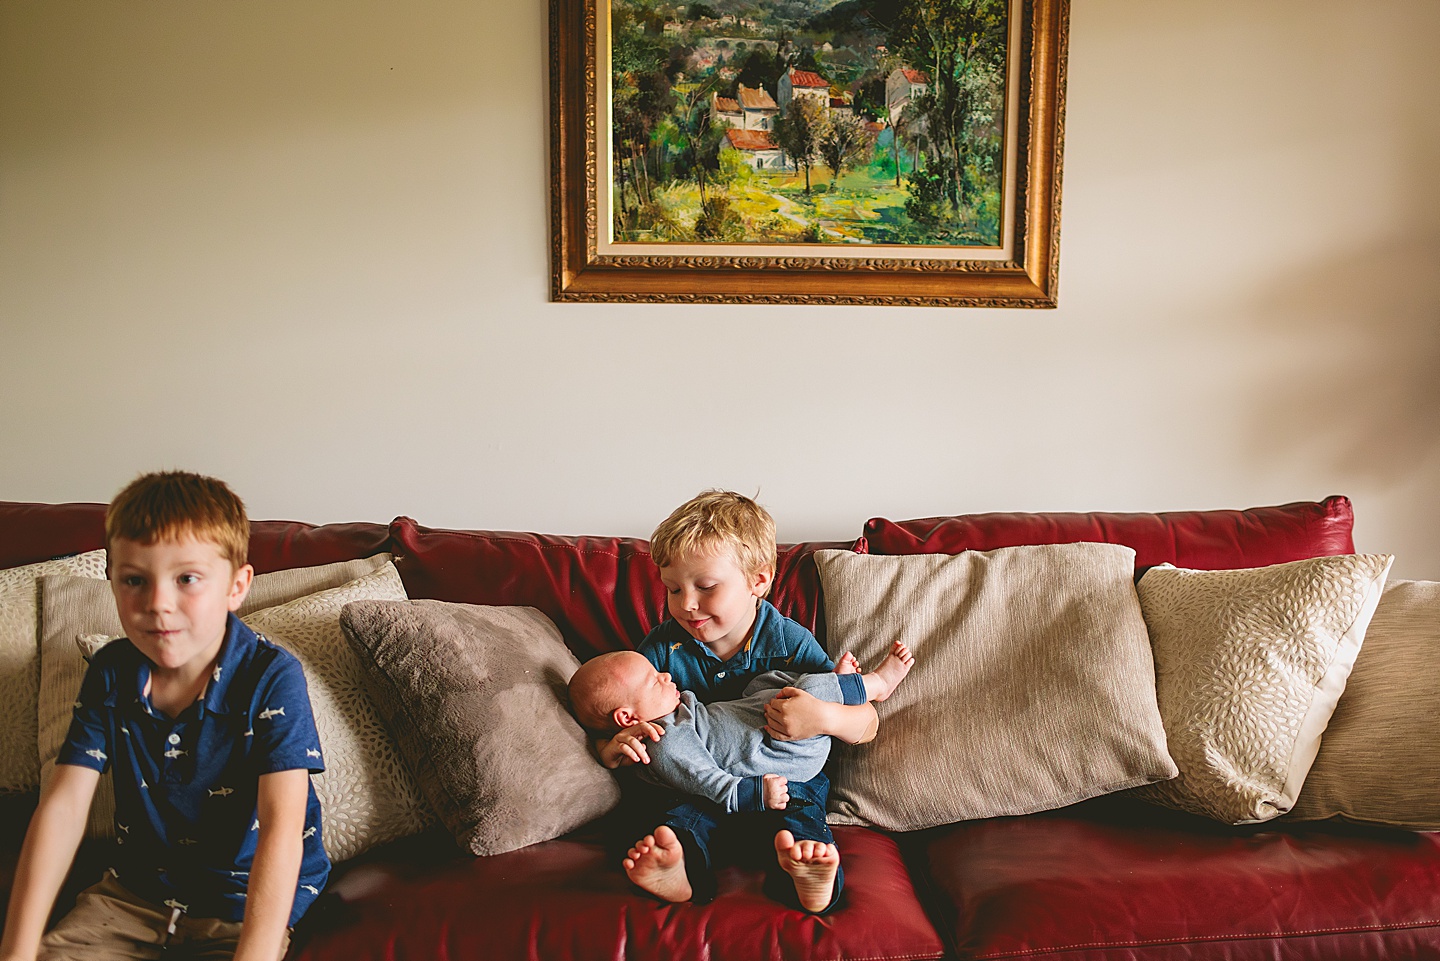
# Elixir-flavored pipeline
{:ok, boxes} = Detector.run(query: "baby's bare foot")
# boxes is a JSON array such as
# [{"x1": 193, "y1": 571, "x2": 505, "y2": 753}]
[
  {"x1": 774, "y1": 829, "x2": 839, "y2": 913},
  {"x1": 862, "y1": 641, "x2": 915, "y2": 702},
  {"x1": 833, "y1": 651, "x2": 860, "y2": 675},
  {"x1": 622, "y1": 825, "x2": 692, "y2": 902}
]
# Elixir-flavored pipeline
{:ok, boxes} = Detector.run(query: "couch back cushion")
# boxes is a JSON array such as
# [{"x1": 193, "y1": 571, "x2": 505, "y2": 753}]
[
  {"x1": 389, "y1": 517, "x2": 861, "y2": 660},
  {"x1": 863, "y1": 496, "x2": 1355, "y2": 569},
  {"x1": 0, "y1": 501, "x2": 389, "y2": 573},
  {"x1": 0, "y1": 502, "x2": 108, "y2": 570}
]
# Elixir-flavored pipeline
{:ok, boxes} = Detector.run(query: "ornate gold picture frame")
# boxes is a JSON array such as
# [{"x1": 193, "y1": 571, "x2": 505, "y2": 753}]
[{"x1": 550, "y1": 0, "x2": 1069, "y2": 307}]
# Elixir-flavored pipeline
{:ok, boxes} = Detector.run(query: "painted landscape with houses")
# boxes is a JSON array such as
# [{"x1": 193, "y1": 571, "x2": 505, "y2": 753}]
[{"x1": 610, "y1": 0, "x2": 1007, "y2": 246}]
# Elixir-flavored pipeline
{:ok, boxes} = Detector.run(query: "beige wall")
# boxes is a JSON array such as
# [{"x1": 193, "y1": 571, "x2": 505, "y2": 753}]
[{"x1": 2, "y1": 1, "x2": 1437, "y2": 575}]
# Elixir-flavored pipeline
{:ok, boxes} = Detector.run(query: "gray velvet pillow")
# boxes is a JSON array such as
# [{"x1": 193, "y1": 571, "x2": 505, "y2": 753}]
[{"x1": 339, "y1": 599, "x2": 620, "y2": 856}]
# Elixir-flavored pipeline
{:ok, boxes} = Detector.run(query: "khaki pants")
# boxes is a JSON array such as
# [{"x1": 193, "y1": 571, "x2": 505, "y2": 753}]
[{"x1": 39, "y1": 874, "x2": 290, "y2": 961}]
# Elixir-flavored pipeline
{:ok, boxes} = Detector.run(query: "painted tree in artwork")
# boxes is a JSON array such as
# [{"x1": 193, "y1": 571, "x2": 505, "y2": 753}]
[
  {"x1": 610, "y1": 0, "x2": 675, "y2": 224},
  {"x1": 888, "y1": 0, "x2": 1005, "y2": 217},
  {"x1": 818, "y1": 113, "x2": 872, "y2": 188},
  {"x1": 774, "y1": 98, "x2": 825, "y2": 194}
]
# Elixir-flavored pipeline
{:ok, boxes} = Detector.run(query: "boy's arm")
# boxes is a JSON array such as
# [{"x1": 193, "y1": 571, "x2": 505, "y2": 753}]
[
  {"x1": 0, "y1": 764, "x2": 100, "y2": 961},
  {"x1": 232, "y1": 768, "x2": 309, "y2": 961},
  {"x1": 763, "y1": 692, "x2": 878, "y2": 744}
]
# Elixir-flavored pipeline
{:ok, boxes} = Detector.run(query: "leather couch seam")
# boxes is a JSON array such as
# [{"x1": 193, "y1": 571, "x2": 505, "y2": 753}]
[{"x1": 968, "y1": 919, "x2": 1440, "y2": 959}]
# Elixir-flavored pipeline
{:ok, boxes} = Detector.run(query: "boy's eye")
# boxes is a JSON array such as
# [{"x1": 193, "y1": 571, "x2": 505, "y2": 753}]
[
  {"x1": 122, "y1": 575, "x2": 145, "y2": 588},
  {"x1": 178, "y1": 574, "x2": 200, "y2": 586}
]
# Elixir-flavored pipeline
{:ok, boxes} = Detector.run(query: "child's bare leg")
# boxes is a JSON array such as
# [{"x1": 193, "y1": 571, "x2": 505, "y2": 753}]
[
  {"x1": 774, "y1": 829, "x2": 840, "y2": 913},
  {"x1": 833, "y1": 651, "x2": 860, "y2": 675},
  {"x1": 860, "y1": 641, "x2": 915, "y2": 702},
  {"x1": 622, "y1": 825, "x2": 692, "y2": 902}
]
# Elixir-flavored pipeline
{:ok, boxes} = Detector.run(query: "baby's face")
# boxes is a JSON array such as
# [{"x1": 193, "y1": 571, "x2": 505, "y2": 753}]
[{"x1": 616, "y1": 652, "x2": 681, "y2": 722}]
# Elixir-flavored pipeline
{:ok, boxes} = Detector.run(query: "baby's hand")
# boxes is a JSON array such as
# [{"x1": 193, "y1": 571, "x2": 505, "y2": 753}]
[
  {"x1": 763, "y1": 774, "x2": 790, "y2": 810},
  {"x1": 598, "y1": 721, "x2": 665, "y2": 769}
]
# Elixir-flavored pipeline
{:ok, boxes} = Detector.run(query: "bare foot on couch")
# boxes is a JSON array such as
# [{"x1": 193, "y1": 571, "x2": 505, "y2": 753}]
[
  {"x1": 774, "y1": 830, "x2": 839, "y2": 913},
  {"x1": 861, "y1": 641, "x2": 914, "y2": 702},
  {"x1": 833, "y1": 651, "x2": 860, "y2": 674},
  {"x1": 623, "y1": 825, "x2": 692, "y2": 902}
]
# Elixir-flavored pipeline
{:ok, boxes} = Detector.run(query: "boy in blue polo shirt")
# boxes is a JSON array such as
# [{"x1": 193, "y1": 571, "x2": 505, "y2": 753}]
[
  {"x1": 595, "y1": 490, "x2": 880, "y2": 914},
  {"x1": 0, "y1": 472, "x2": 329, "y2": 961}
]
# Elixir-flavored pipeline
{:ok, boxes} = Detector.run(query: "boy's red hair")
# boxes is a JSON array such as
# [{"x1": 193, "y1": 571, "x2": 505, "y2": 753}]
[{"x1": 106, "y1": 471, "x2": 250, "y2": 570}]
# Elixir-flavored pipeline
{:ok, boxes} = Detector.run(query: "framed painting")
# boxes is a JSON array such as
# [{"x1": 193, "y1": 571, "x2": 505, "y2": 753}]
[{"x1": 550, "y1": 0, "x2": 1069, "y2": 306}]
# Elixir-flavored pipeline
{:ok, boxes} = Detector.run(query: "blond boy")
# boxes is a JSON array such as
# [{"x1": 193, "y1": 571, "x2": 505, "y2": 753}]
[
  {"x1": 0, "y1": 472, "x2": 328, "y2": 961},
  {"x1": 593, "y1": 490, "x2": 882, "y2": 914}
]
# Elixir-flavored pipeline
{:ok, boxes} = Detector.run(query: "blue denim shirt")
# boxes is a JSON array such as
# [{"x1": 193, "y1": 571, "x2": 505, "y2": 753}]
[
  {"x1": 58, "y1": 613, "x2": 330, "y2": 925},
  {"x1": 637, "y1": 600, "x2": 839, "y2": 704}
]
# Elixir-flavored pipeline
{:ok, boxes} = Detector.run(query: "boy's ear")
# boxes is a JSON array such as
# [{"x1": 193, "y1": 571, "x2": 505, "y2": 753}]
[
  {"x1": 612, "y1": 706, "x2": 638, "y2": 729},
  {"x1": 750, "y1": 566, "x2": 774, "y2": 597},
  {"x1": 228, "y1": 564, "x2": 255, "y2": 612}
]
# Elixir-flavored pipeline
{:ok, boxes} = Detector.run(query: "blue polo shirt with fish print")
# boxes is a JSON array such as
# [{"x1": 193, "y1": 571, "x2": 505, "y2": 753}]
[{"x1": 57, "y1": 612, "x2": 330, "y2": 925}]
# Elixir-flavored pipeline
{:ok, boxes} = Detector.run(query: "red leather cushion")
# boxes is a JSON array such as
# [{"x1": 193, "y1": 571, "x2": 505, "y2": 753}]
[
  {"x1": 389, "y1": 516, "x2": 863, "y2": 660},
  {"x1": 293, "y1": 826, "x2": 944, "y2": 961},
  {"x1": 388, "y1": 518, "x2": 665, "y2": 661},
  {"x1": 0, "y1": 501, "x2": 107, "y2": 568},
  {"x1": 244, "y1": 520, "x2": 390, "y2": 575},
  {"x1": 911, "y1": 801, "x2": 1440, "y2": 960},
  {"x1": 0, "y1": 500, "x2": 388, "y2": 574},
  {"x1": 864, "y1": 496, "x2": 1355, "y2": 569},
  {"x1": 771, "y1": 536, "x2": 868, "y2": 644}
]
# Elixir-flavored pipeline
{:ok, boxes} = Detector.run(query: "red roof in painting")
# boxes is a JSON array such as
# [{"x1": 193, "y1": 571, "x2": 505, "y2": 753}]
[
  {"x1": 737, "y1": 85, "x2": 778, "y2": 110},
  {"x1": 714, "y1": 96, "x2": 741, "y2": 113},
  {"x1": 788, "y1": 69, "x2": 828, "y2": 88},
  {"x1": 901, "y1": 67, "x2": 929, "y2": 84},
  {"x1": 724, "y1": 128, "x2": 779, "y2": 151}
]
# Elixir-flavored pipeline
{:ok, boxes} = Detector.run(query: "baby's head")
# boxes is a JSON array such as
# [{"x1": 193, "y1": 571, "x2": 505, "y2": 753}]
[
  {"x1": 569, "y1": 651, "x2": 680, "y2": 732},
  {"x1": 650, "y1": 490, "x2": 777, "y2": 593}
]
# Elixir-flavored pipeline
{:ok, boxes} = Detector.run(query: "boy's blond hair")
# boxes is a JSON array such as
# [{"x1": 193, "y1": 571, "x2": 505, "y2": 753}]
[
  {"x1": 650, "y1": 490, "x2": 777, "y2": 590},
  {"x1": 106, "y1": 471, "x2": 250, "y2": 570}
]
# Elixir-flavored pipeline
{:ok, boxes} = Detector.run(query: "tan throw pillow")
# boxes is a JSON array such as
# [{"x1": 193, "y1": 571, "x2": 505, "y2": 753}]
[
  {"x1": 38, "y1": 555, "x2": 397, "y2": 842},
  {"x1": 1134, "y1": 554, "x2": 1393, "y2": 824},
  {"x1": 243, "y1": 565, "x2": 432, "y2": 862},
  {"x1": 1287, "y1": 579, "x2": 1440, "y2": 829},
  {"x1": 0, "y1": 550, "x2": 108, "y2": 793},
  {"x1": 815, "y1": 545, "x2": 1176, "y2": 832},
  {"x1": 339, "y1": 599, "x2": 620, "y2": 856}
]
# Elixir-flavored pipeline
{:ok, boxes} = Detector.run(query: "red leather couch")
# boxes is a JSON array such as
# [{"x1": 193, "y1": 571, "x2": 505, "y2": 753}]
[{"x1": 3, "y1": 496, "x2": 1437, "y2": 961}]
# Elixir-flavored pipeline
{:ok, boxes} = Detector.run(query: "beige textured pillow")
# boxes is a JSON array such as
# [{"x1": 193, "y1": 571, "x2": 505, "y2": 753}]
[
  {"x1": 243, "y1": 564, "x2": 433, "y2": 862},
  {"x1": 0, "y1": 550, "x2": 108, "y2": 793},
  {"x1": 1134, "y1": 554, "x2": 1393, "y2": 824},
  {"x1": 37, "y1": 555, "x2": 396, "y2": 840},
  {"x1": 1287, "y1": 579, "x2": 1440, "y2": 829},
  {"x1": 815, "y1": 545, "x2": 1176, "y2": 832},
  {"x1": 340, "y1": 599, "x2": 621, "y2": 856}
]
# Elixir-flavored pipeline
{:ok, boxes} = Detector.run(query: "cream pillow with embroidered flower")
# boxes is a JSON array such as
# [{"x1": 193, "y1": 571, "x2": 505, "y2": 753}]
[
  {"x1": 243, "y1": 564, "x2": 434, "y2": 862},
  {"x1": 0, "y1": 549, "x2": 108, "y2": 793},
  {"x1": 1133, "y1": 554, "x2": 1393, "y2": 824}
]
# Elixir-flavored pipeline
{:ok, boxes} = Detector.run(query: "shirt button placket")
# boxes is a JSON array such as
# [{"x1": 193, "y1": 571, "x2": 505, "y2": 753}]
[{"x1": 164, "y1": 727, "x2": 185, "y2": 783}]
